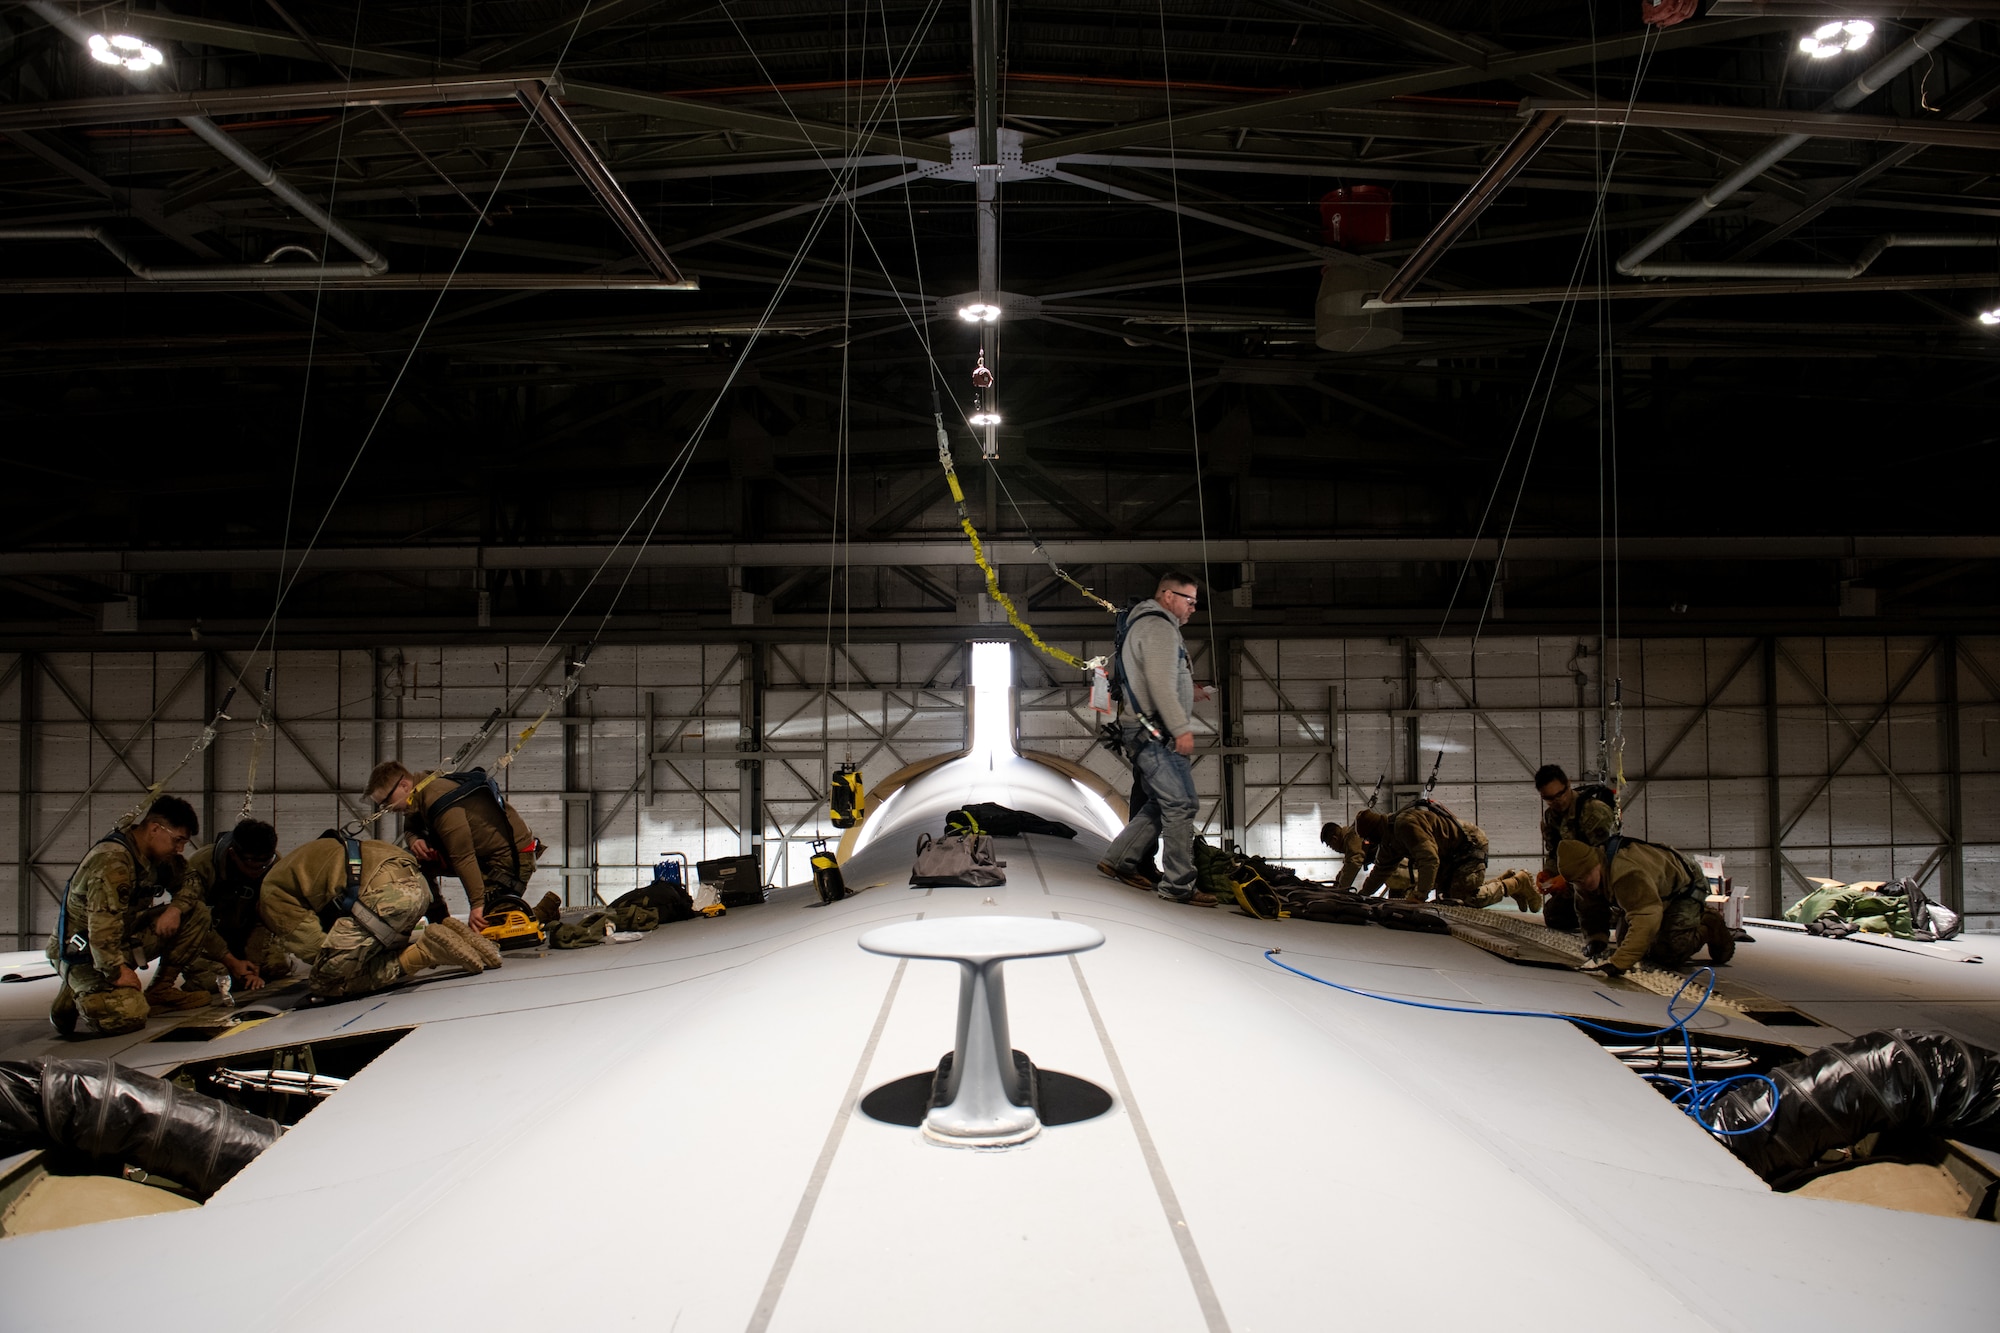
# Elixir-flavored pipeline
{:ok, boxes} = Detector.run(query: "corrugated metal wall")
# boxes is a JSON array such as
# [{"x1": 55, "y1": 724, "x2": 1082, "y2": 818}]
[{"x1": 3, "y1": 634, "x2": 1994, "y2": 946}]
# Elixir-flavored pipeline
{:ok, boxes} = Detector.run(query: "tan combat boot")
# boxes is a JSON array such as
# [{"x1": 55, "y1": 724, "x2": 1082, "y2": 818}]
[
  {"x1": 397, "y1": 923, "x2": 487, "y2": 976},
  {"x1": 1502, "y1": 870, "x2": 1544, "y2": 914},
  {"x1": 435, "y1": 915, "x2": 503, "y2": 969},
  {"x1": 144, "y1": 966, "x2": 213, "y2": 1015}
]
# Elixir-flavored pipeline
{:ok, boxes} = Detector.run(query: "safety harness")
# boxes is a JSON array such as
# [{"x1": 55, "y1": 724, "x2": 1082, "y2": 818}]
[
  {"x1": 416, "y1": 770, "x2": 527, "y2": 899},
  {"x1": 1600, "y1": 834, "x2": 1709, "y2": 904},
  {"x1": 314, "y1": 834, "x2": 414, "y2": 953},
  {"x1": 1109, "y1": 600, "x2": 1179, "y2": 742},
  {"x1": 54, "y1": 829, "x2": 139, "y2": 971}
]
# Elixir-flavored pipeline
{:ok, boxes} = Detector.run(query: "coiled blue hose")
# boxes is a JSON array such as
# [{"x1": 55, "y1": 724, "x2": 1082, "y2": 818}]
[{"x1": 1263, "y1": 948, "x2": 1779, "y2": 1135}]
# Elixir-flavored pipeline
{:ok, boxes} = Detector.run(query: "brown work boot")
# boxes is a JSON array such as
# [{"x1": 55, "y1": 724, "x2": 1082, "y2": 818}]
[
  {"x1": 144, "y1": 967, "x2": 213, "y2": 1015},
  {"x1": 437, "y1": 915, "x2": 503, "y2": 969},
  {"x1": 1098, "y1": 861, "x2": 1157, "y2": 892},
  {"x1": 1164, "y1": 890, "x2": 1219, "y2": 908},
  {"x1": 1701, "y1": 910, "x2": 1737, "y2": 966}
]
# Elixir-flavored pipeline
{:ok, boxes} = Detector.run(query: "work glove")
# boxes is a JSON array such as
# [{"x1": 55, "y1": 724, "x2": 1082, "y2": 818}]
[
  {"x1": 1581, "y1": 938, "x2": 1611, "y2": 962},
  {"x1": 1578, "y1": 957, "x2": 1626, "y2": 978}
]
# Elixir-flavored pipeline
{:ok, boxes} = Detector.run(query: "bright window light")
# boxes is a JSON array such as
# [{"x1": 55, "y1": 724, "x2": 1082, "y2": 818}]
[
  {"x1": 969, "y1": 641, "x2": 1016, "y2": 759},
  {"x1": 1979, "y1": 307, "x2": 2000, "y2": 326},
  {"x1": 957, "y1": 302, "x2": 1002, "y2": 323},
  {"x1": 1799, "y1": 20, "x2": 1872, "y2": 59},
  {"x1": 89, "y1": 33, "x2": 165, "y2": 70},
  {"x1": 969, "y1": 409, "x2": 1002, "y2": 427}
]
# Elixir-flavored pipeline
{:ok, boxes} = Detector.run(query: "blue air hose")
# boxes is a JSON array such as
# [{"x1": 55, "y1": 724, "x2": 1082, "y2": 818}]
[{"x1": 1263, "y1": 949, "x2": 1779, "y2": 1136}]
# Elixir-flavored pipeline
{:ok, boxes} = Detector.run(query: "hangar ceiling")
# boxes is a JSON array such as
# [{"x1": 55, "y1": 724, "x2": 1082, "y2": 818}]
[{"x1": 1, "y1": 0, "x2": 1996, "y2": 647}]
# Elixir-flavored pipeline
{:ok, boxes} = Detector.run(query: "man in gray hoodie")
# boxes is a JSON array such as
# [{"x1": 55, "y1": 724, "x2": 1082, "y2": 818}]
[{"x1": 1099, "y1": 572, "x2": 1217, "y2": 907}]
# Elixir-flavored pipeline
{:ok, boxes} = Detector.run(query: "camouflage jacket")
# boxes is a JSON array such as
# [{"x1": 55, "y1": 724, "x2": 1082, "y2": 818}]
[
  {"x1": 1575, "y1": 838, "x2": 1705, "y2": 972},
  {"x1": 1361, "y1": 806, "x2": 1479, "y2": 898},
  {"x1": 57, "y1": 831, "x2": 193, "y2": 970},
  {"x1": 1540, "y1": 784, "x2": 1619, "y2": 875}
]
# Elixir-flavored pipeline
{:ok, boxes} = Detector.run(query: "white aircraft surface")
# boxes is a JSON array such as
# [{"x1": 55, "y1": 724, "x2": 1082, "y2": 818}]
[{"x1": 2, "y1": 742, "x2": 1997, "y2": 1331}]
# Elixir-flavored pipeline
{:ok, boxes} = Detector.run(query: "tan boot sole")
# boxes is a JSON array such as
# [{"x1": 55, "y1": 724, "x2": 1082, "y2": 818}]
[
  {"x1": 439, "y1": 916, "x2": 503, "y2": 969},
  {"x1": 412, "y1": 923, "x2": 487, "y2": 974}
]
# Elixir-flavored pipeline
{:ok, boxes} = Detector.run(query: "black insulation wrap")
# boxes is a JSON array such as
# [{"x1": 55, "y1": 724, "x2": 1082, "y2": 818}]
[
  {"x1": 0, "y1": 1058, "x2": 281, "y2": 1199},
  {"x1": 1708, "y1": 1028, "x2": 2000, "y2": 1182}
]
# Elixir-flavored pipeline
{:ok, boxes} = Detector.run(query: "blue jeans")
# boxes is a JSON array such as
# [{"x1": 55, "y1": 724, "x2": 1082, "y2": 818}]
[{"x1": 1103, "y1": 726, "x2": 1199, "y2": 899}]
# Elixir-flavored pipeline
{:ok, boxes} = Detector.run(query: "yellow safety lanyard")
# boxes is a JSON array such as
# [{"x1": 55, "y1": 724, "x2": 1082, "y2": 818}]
[{"x1": 932, "y1": 407, "x2": 1108, "y2": 673}]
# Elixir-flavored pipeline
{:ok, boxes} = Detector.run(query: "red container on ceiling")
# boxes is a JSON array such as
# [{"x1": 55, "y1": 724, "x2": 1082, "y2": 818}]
[{"x1": 1320, "y1": 186, "x2": 1392, "y2": 248}]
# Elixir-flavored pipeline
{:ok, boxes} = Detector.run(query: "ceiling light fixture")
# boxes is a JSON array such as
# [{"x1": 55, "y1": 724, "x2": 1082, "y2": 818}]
[
  {"x1": 1798, "y1": 20, "x2": 1873, "y2": 60},
  {"x1": 88, "y1": 33, "x2": 165, "y2": 71},
  {"x1": 957, "y1": 301, "x2": 1002, "y2": 323},
  {"x1": 1978, "y1": 307, "x2": 2000, "y2": 326},
  {"x1": 969, "y1": 409, "x2": 1002, "y2": 427}
]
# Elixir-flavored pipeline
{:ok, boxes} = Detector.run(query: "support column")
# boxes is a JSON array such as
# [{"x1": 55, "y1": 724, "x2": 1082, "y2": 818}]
[
  {"x1": 739, "y1": 641, "x2": 765, "y2": 868},
  {"x1": 1940, "y1": 635, "x2": 1965, "y2": 913},
  {"x1": 1222, "y1": 636, "x2": 1246, "y2": 848},
  {"x1": 16, "y1": 653, "x2": 36, "y2": 948},
  {"x1": 202, "y1": 651, "x2": 219, "y2": 840},
  {"x1": 1762, "y1": 636, "x2": 1784, "y2": 918}
]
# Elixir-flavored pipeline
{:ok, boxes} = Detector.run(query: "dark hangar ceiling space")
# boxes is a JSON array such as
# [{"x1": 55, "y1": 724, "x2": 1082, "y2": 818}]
[{"x1": 1, "y1": 0, "x2": 1996, "y2": 646}]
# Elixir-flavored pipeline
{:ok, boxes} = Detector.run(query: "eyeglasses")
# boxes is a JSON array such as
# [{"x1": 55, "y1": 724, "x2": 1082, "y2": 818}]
[
  {"x1": 1161, "y1": 589, "x2": 1198, "y2": 607},
  {"x1": 1539, "y1": 786, "x2": 1570, "y2": 803}
]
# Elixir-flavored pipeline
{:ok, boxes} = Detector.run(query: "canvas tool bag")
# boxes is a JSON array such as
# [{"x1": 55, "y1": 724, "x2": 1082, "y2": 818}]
[{"x1": 908, "y1": 831, "x2": 1007, "y2": 888}]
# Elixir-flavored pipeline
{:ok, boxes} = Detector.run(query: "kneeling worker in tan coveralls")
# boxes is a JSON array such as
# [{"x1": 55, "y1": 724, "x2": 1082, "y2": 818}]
[
  {"x1": 259, "y1": 837, "x2": 501, "y2": 1002},
  {"x1": 1558, "y1": 837, "x2": 1735, "y2": 977},
  {"x1": 1356, "y1": 805, "x2": 1542, "y2": 911}
]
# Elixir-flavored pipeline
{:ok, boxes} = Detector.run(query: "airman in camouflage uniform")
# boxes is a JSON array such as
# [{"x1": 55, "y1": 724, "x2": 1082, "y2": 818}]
[
  {"x1": 185, "y1": 818, "x2": 288, "y2": 989},
  {"x1": 46, "y1": 796, "x2": 220, "y2": 1037},
  {"x1": 259, "y1": 837, "x2": 494, "y2": 1001},
  {"x1": 1559, "y1": 837, "x2": 1734, "y2": 976},
  {"x1": 1356, "y1": 805, "x2": 1540, "y2": 910},
  {"x1": 1534, "y1": 765, "x2": 1619, "y2": 931}
]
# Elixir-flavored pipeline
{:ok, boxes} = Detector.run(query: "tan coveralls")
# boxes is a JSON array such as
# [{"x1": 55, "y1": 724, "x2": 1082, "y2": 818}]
[
  {"x1": 1360, "y1": 806, "x2": 1490, "y2": 902},
  {"x1": 1575, "y1": 839, "x2": 1715, "y2": 973},
  {"x1": 408, "y1": 778, "x2": 536, "y2": 911},
  {"x1": 260, "y1": 839, "x2": 432, "y2": 1000}
]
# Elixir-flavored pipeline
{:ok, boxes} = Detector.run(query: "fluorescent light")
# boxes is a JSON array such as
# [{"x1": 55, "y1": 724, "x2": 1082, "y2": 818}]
[
  {"x1": 1799, "y1": 20, "x2": 1872, "y2": 60},
  {"x1": 1980, "y1": 307, "x2": 2000, "y2": 326},
  {"x1": 969, "y1": 410, "x2": 1001, "y2": 426},
  {"x1": 88, "y1": 33, "x2": 165, "y2": 71},
  {"x1": 957, "y1": 302, "x2": 1002, "y2": 323}
]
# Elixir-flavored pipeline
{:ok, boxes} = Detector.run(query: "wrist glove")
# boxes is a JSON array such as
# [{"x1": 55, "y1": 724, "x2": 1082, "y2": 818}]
[
  {"x1": 1578, "y1": 957, "x2": 1626, "y2": 978},
  {"x1": 1582, "y1": 938, "x2": 1611, "y2": 962}
]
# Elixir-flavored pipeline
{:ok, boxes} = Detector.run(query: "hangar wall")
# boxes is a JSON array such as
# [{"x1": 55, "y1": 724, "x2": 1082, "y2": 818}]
[{"x1": 3, "y1": 634, "x2": 1995, "y2": 946}]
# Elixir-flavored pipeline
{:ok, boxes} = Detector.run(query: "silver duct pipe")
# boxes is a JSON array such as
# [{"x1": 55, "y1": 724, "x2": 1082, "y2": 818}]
[
  {"x1": 1617, "y1": 17, "x2": 1969, "y2": 275},
  {"x1": 23, "y1": 0, "x2": 387, "y2": 277},
  {"x1": 175, "y1": 117, "x2": 388, "y2": 273},
  {"x1": 1619, "y1": 232, "x2": 1999, "y2": 280},
  {"x1": 0, "y1": 225, "x2": 382, "y2": 281}
]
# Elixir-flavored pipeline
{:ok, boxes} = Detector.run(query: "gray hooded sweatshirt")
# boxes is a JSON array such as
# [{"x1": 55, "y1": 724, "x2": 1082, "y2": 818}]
[{"x1": 1121, "y1": 598, "x2": 1195, "y2": 737}]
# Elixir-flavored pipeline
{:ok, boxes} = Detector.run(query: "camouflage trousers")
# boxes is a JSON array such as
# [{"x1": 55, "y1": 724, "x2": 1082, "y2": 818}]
[
  {"x1": 1456, "y1": 867, "x2": 1536, "y2": 910},
  {"x1": 1641, "y1": 893, "x2": 1715, "y2": 969},
  {"x1": 49, "y1": 900, "x2": 222, "y2": 1037},
  {"x1": 207, "y1": 924, "x2": 293, "y2": 982},
  {"x1": 311, "y1": 858, "x2": 432, "y2": 1001}
]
